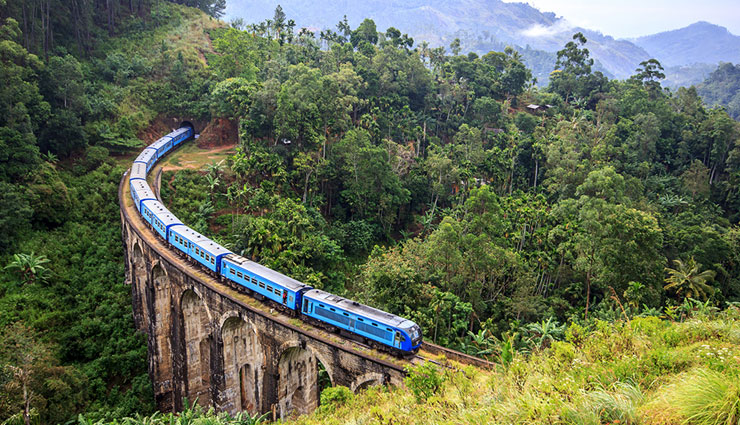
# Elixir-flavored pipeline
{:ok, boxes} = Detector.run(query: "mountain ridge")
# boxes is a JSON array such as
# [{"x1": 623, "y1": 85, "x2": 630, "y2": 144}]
[
  {"x1": 632, "y1": 21, "x2": 740, "y2": 67},
  {"x1": 225, "y1": 0, "x2": 739, "y2": 84}
]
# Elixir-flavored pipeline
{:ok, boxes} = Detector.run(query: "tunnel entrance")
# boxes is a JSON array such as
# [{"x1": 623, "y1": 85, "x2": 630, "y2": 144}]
[{"x1": 179, "y1": 121, "x2": 196, "y2": 135}]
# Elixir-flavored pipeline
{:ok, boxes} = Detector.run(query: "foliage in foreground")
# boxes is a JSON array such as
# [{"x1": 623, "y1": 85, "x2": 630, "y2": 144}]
[
  {"x1": 288, "y1": 309, "x2": 740, "y2": 425},
  {"x1": 74, "y1": 401, "x2": 268, "y2": 425}
]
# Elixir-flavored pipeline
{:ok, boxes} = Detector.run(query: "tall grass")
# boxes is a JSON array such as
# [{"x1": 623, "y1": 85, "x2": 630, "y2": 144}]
[
  {"x1": 668, "y1": 368, "x2": 740, "y2": 425},
  {"x1": 562, "y1": 382, "x2": 644, "y2": 425}
]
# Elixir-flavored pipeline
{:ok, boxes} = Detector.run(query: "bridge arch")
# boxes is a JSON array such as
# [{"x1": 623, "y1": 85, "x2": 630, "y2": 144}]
[
  {"x1": 219, "y1": 314, "x2": 264, "y2": 415},
  {"x1": 350, "y1": 372, "x2": 386, "y2": 393},
  {"x1": 181, "y1": 289, "x2": 213, "y2": 408},
  {"x1": 275, "y1": 342, "x2": 333, "y2": 420}
]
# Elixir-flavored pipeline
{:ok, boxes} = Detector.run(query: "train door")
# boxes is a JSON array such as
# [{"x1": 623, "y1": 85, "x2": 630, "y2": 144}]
[{"x1": 394, "y1": 330, "x2": 405, "y2": 348}]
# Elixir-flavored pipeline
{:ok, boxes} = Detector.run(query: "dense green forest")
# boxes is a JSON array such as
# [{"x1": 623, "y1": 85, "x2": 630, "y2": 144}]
[
  {"x1": 697, "y1": 62, "x2": 740, "y2": 120},
  {"x1": 0, "y1": 0, "x2": 223, "y2": 423},
  {"x1": 0, "y1": 0, "x2": 739, "y2": 423}
]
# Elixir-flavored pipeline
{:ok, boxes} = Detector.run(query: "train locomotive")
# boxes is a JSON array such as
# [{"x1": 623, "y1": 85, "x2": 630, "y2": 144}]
[{"x1": 128, "y1": 126, "x2": 423, "y2": 357}]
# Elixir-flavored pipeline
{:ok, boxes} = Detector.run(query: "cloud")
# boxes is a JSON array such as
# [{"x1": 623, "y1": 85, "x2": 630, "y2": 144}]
[{"x1": 521, "y1": 19, "x2": 575, "y2": 38}]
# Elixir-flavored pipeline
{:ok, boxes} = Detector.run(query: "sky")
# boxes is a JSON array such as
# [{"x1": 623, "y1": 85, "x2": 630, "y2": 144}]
[{"x1": 504, "y1": 0, "x2": 740, "y2": 38}]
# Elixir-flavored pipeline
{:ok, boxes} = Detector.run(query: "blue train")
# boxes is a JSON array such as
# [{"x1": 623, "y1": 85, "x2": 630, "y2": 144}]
[{"x1": 128, "y1": 126, "x2": 422, "y2": 356}]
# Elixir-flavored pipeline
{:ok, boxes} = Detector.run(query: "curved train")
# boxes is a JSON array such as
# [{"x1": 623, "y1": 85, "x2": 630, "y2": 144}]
[{"x1": 128, "y1": 125, "x2": 423, "y2": 356}]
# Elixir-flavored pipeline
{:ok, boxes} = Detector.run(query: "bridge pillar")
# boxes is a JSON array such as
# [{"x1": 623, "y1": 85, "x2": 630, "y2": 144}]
[
  {"x1": 181, "y1": 289, "x2": 214, "y2": 408},
  {"x1": 149, "y1": 264, "x2": 175, "y2": 408},
  {"x1": 218, "y1": 314, "x2": 265, "y2": 415}
]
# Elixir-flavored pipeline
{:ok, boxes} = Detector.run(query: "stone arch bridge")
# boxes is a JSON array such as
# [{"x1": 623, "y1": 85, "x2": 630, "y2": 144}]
[{"x1": 119, "y1": 122, "x2": 492, "y2": 419}]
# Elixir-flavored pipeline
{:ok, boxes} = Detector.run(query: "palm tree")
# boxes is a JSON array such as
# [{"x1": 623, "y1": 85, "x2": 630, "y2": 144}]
[
  {"x1": 205, "y1": 174, "x2": 220, "y2": 203},
  {"x1": 663, "y1": 257, "x2": 716, "y2": 301},
  {"x1": 41, "y1": 151, "x2": 58, "y2": 164},
  {"x1": 5, "y1": 252, "x2": 52, "y2": 285},
  {"x1": 204, "y1": 159, "x2": 225, "y2": 178}
]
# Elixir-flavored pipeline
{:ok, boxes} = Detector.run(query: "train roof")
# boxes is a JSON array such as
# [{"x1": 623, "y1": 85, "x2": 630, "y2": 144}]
[
  {"x1": 131, "y1": 180, "x2": 155, "y2": 199},
  {"x1": 130, "y1": 163, "x2": 148, "y2": 181},
  {"x1": 173, "y1": 226, "x2": 231, "y2": 257},
  {"x1": 142, "y1": 200, "x2": 182, "y2": 227},
  {"x1": 134, "y1": 148, "x2": 156, "y2": 164},
  {"x1": 223, "y1": 254, "x2": 311, "y2": 292},
  {"x1": 304, "y1": 289, "x2": 414, "y2": 329},
  {"x1": 167, "y1": 127, "x2": 190, "y2": 138},
  {"x1": 150, "y1": 136, "x2": 173, "y2": 151}
]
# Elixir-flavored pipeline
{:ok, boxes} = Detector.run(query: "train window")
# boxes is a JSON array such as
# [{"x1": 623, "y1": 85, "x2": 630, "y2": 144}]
[
  {"x1": 195, "y1": 248, "x2": 199, "y2": 255},
  {"x1": 259, "y1": 282, "x2": 265, "y2": 289},
  {"x1": 230, "y1": 269, "x2": 235, "y2": 275},
  {"x1": 343, "y1": 312, "x2": 349, "y2": 317},
  {"x1": 267, "y1": 285, "x2": 273, "y2": 292},
  {"x1": 251, "y1": 277, "x2": 258, "y2": 285},
  {"x1": 210, "y1": 258, "x2": 215, "y2": 265},
  {"x1": 372, "y1": 323, "x2": 378, "y2": 327},
  {"x1": 386, "y1": 328, "x2": 392, "y2": 332},
  {"x1": 237, "y1": 271, "x2": 242, "y2": 278},
  {"x1": 330, "y1": 308, "x2": 336, "y2": 312},
  {"x1": 357, "y1": 318, "x2": 364, "y2": 322},
  {"x1": 319, "y1": 304, "x2": 325, "y2": 308}
]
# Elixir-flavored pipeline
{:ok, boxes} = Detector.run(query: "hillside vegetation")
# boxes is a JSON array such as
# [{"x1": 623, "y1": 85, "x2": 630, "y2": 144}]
[
  {"x1": 0, "y1": 1, "x2": 224, "y2": 423},
  {"x1": 1, "y1": 1, "x2": 740, "y2": 424},
  {"x1": 697, "y1": 62, "x2": 740, "y2": 120}
]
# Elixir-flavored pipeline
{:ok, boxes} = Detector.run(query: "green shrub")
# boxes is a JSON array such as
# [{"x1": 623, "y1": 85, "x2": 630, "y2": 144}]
[
  {"x1": 549, "y1": 340, "x2": 576, "y2": 364},
  {"x1": 320, "y1": 386, "x2": 353, "y2": 412},
  {"x1": 565, "y1": 322, "x2": 586, "y2": 347},
  {"x1": 404, "y1": 363, "x2": 444, "y2": 403}
]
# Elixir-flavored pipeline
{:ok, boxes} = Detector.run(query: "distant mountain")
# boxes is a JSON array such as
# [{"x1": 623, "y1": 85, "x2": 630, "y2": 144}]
[
  {"x1": 633, "y1": 22, "x2": 740, "y2": 68},
  {"x1": 225, "y1": 0, "x2": 650, "y2": 80},
  {"x1": 224, "y1": 1, "x2": 740, "y2": 86}
]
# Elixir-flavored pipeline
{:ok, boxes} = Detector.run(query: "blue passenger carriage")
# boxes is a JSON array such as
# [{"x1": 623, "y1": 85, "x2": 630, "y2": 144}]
[
  {"x1": 169, "y1": 226, "x2": 231, "y2": 273},
  {"x1": 130, "y1": 180, "x2": 156, "y2": 212},
  {"x1": 134, "y1": 148, "x2": 158, "y2": 173},
  {"x1": 221, "y1": 254, "x2": 312, "y2": 310},
  {"x1": 140, "y1": 200, "x2": 182, "y2": 240},
  {"x1": 130, "y1": 162, "x2": 148, "y2": 182},
  {"x1": 150, "y1": 136, "x2": 174, "y2": 160},
  {"x1": 301, "y1": 290, "x2": 423, "y2": 354},
  {"x1": 168, "y1": 127, "x2": 193, "y2": 146}
]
